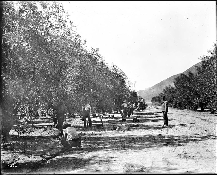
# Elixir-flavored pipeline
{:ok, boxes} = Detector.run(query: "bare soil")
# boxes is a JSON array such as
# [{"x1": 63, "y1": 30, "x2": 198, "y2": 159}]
[{"x1": 1, "y1": 106, "x2": 217, "y2": 174}]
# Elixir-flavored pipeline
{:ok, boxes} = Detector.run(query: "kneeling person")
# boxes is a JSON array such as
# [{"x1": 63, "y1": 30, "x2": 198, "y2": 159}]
[{"x1": 61, "y1": 125, "x2": 81, "y2": 149}]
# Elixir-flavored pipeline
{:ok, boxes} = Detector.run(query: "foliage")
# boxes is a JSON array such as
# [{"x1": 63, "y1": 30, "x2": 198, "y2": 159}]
[
  {"x1": 1, "y1": 1, "x2": 135, "y2": 141},
  {"x1": 151, "y1": 43, "x2": 217, "y2": 111}
]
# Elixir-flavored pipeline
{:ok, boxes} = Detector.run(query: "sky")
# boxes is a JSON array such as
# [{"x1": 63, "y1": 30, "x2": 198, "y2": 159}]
[{"x1": 62, "y1": 1, "x2": 216, "y2": 91}]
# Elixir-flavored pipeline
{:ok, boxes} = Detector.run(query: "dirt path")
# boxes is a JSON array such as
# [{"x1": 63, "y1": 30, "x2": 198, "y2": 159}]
[{"x1": 2, "y1": 107, "x2": 217, "y2": 174}]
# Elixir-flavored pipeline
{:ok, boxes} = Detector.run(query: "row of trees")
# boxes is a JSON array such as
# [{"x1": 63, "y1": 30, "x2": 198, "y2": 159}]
[
  {"x1": 1, "y1": 1, "x2": 137, "y2": 142},
  {"x1": 151, "y1": 43, "x2": 217, "y2": 111}
]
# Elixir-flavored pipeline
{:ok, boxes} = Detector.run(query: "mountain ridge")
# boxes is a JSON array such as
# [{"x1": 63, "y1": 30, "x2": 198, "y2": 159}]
[{"x1": 138, "y1": 61, "x2": 202, "y2": 102}]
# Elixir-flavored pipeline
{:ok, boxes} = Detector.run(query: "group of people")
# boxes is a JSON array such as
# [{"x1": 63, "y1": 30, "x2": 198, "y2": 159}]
[
  {"x1": 121, "y1": 96, "x2": 169, "y2": 128},
  {"x1": 120, "y1": 99, "x2": 147, "y2": 120},
  {"x1": 121, "y1": 100, "x2": 133, "y2": 121},
  {"x1": 53, "y1": 96, "x2": 169, "y2": 150}
]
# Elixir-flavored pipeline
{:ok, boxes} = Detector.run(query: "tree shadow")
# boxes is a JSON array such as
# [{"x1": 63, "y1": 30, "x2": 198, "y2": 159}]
[
  {"x1": 74, "y1": 119, "x2": 176, "y2": 132},
  {"x1": 2, "y1": 155, "x2": 93, "y2": 174},
  {"x1": 3, "y1": 127, "x2": 216, "y2": 173},
  {"x1": 81, "y1": 133, "x2": 217, "y2": 152},
  {"x1": 134, "y1": 124, "x2": 176, "y2": 130},
  {"x1": 124, "y1": 163, "x2": 183, "y2": 173},
  {"x1": 134, "y1": 118, "x2": 163, "y2": 123},
  {"x1": 75, "y1": 115, "x2": 166, "y2": 131}
]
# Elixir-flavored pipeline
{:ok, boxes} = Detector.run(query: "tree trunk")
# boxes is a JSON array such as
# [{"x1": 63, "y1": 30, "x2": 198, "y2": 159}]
[
  {"x1": 1, "y1": 95, "x2": 18, "y2": 143},
  {"x1": 54, "y1": 102, "x2": 67, "y2": 135},
  {"x1": 1, "y1": 107, "x2": 14, "y2": 143},
  {"x1": 199, "y1": 102, "x2": 205, "y2": 112}
]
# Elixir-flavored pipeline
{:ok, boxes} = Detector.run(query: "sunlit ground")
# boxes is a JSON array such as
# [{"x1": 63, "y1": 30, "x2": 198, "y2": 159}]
[{"x1": 1, "y1": 107, "x2": 216, "y2": 174}]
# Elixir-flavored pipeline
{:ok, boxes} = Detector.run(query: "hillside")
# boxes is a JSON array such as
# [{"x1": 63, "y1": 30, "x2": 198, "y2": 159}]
[{"x1": 138, "y1": 61, "x2": 201, "y2": 102}]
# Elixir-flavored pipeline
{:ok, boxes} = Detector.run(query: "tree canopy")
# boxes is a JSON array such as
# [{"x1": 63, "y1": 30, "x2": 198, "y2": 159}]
[
  {"x1": 151, "y1": 43, "x2": 217, "y2": 111},
  {"x1": 1, "y1": 1, "x2": 137, "y2": 141}
]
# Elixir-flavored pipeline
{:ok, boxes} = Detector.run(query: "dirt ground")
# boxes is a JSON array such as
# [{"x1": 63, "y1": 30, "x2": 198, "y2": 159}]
[{"x1": 1, "y1": 106, "x2": 217, "y2": 174}]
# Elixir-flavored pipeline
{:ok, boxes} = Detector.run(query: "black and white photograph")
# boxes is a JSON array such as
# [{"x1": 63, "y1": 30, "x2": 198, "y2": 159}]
[{"x1": 1, "y1": 1, "x2": 216, "y2": 174}]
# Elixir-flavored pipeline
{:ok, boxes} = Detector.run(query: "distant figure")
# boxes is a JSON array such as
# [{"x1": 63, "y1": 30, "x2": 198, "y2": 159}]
[
  {"x1": 53, "y1": 102, "x2": 67, "y2": 137},
  {"x1": 127, "y1": 102, "x2": 134, "y2": 117},
  {"x1": 61, "y1": 125, "x2": 81, "y2": 148},
  {"x1": 161, "y1": 96, "x2": 169, "y2": 128},
  {"x1": 134, "y1": 101, "x2": 138, "y2": 109},
  {"x1": 51, "y1": 108, "x2": 58, "y2": 128},
  {"x1": 121, "y1": 100, "x2": 128, "y2": 121},
  {"x1": 82, "y1": 103, "x2": 92, "y2": 128},
  {"x1": 91, "y1": 107, "x2": 97, "y2": 118},
  {"x1": 53, "y1": 114, "x2": 58, "y2": 128},
  {"x1": 136, "y1": 101, "x2": 142, "y2": 111},
  {"x1": 138, "y1": 99, "x2": 146, "y2": 111}
]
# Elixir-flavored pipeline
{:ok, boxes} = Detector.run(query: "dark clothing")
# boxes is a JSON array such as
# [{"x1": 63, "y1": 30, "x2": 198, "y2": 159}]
[
  {"x1": 123, "y1": 109, "x2": 128, "y2": 118},
  {"x1": 62, "y1": 123, "x2": 71, "y2": 129},
  {"x1": 121, "y1": 102, "x2": 128, "y2": 119},
  {"x1": 162, "y1": 111, "x2": 168, "y2": 126},
  {"x1": 129, "y1": 103, "x2": 133, "y2": 115},
  {"x1": 82, "y1": 109, "x2": 92, "y2": 128},
  {"x1": 135, "y1": 102, "x2": 138, "y2": 108},
  {"x1": 161, "y1": 101, "x2": 168, "y2": 112},
  {"x1": 162, "y1": 101, "x2": 169, "y2": 126},
  {"x1": 61, "y1": 135, "x2": 81, "y2": 148},
  {"x1": 53, "y1": 117, "x2": 58, "y2": 127},
  {"x1": 127, "y1": 105, "x2": 134, "y2": 117}
]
